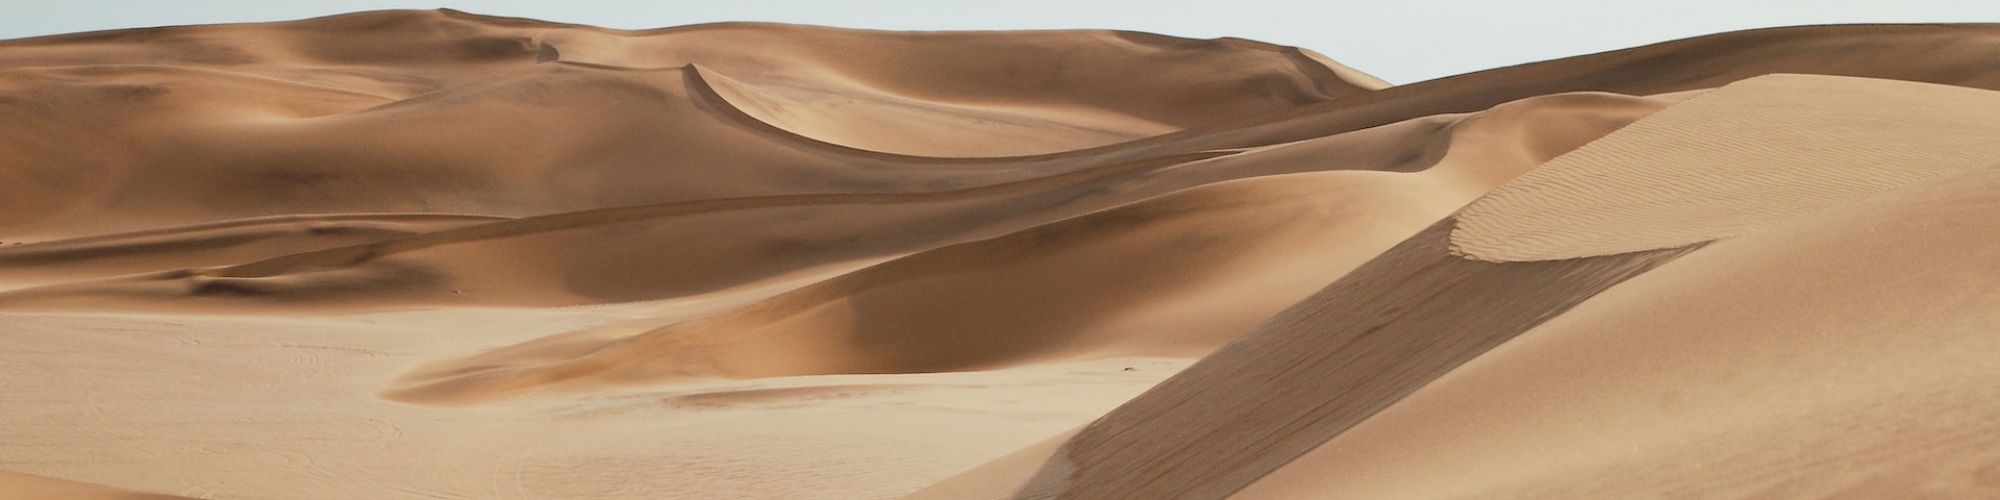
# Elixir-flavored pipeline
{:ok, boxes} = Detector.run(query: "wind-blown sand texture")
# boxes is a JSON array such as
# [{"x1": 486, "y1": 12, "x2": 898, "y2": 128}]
[
  {"x1": 3, "y1": 10, "x2": 1999, "y2": 499},
  {"x1": 1451, "y1": 74, "x2": 2000, "y2": 261}
]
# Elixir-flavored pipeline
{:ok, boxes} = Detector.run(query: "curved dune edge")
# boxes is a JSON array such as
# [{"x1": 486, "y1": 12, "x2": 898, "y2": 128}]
[
  {"x1": 904, "y1": 223, "x2": 1702, "y2": 499},
  {"x1": 6, "y1": 21, "x2": 2000, "y2": 239},
  {"x1": 1289, "y1": 47, "x2": 1391, "y2": 91},
  {"x1": 0, "y1": 91, "x2": 1669, "y2": 313},
  {"x1": 10, "y1": 13, "x2": 2000, "y2": 500},
  {"x1": 380, "y1": 171, "x2": 1461, "y2": 404},
  {"x1": 1451, "y1": 74, "x2": 2000, "y2": 262},
  {"x1": 10, "y1": 21, "x2": 2000, "y2": 240},
  {"x1": 0, "y1": 9, "x2": 1358, "y2": 238},
  {"x1": 1157, "y1": 24, "x2": 2000, "y2": 172},
  {"x1": 688, "y1": 63, "x2": 1176, "y2": 158},
  {"x1": 0, "y1": 470, "x2": 195, "y2": 500},
  {"x1": 374, "y1": 91, "x2": 1671, "y2": 404},
  {"x1": 907, "y1": 73, "x2": 2000, "y2": 500},
  {"x1": 1236, "y1": 164, "x2": 2000, "y2": 499},
  {"x1": 0, "y1": 151, "x2": 1234, "y2": 309}
]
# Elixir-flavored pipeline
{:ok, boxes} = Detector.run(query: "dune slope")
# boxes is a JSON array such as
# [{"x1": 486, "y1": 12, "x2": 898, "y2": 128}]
[
  {"x1": 1454, "y1": 74, "x2": 2000, "y2": 261},
  {"x1": 914, "y1": 73, "x2": 2000, "y2": 499},
  {"x1": 6, "y1": 12, "x2": 2000, "y2": 500},
  {"x1": 1238, "y1": 144, "x2": 2000, "y2": 500},
  {"x1": 921, "y1": 222, "x2": 1699, "y2": 499},
  {"x1": 370, "y1": 91, "x2": 1672, "y2": 402},
  {"x1": 0, "y1": 91, "x2": 1667, "y2": 312},
  {"x1": 0, "y1": 470, "x2": 192, "y2": 500}
]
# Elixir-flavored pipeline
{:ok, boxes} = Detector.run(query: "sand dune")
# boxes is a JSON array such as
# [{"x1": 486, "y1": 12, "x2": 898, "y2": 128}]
[
  {"x1": 909, "y1": 223, "x2": 1702, "y2": 499},
  {"x1": 0, "y1": 9, "x2": 1366, "y2": 240},
  {"x1": 1181, "y1": 24, "x2": 2000, "y2": 151},
  {"x1": 0, "y1": 470, "x2": 192, "y2": 500},
  {"x1": 0, "y1": 91, "x2": 1665, "y2": 312},
  {"x1": 1453, "y1": 74, "x2": 2000, "y2": 261},
  {"x1": 916, "y1": 73, "x2": 2000, "y2": 499},
  {"x1": 375, "y1": 91, "x2": 1668, "y2": 402},
  {"x1": 1236, "y1": 150, "x2": 2000, "y2": 500},
  {"x1": 382, "y1": 171, "x2": 1459, "y2": 403},
  {"x1": 0, "y1": 214, "x2": 500, "y2": 287},
  {"x1": 5, "y1": 10, "x2": 1999, "y2": 500}
]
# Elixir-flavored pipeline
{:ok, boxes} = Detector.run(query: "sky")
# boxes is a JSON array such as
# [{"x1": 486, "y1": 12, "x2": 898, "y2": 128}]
[{"x1": 3, "y1": 0, "x2": 1995, "y2": 84}]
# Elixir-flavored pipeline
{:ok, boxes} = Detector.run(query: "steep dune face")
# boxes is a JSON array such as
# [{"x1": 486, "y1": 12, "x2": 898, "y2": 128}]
[
  {"x1": 910, "y1": 224, "x2": 1702, "y2": 500},
  {"x1": 1166, "y1": 24, "x2": 2000, "y2": 157},
  {"x1": 0, "y1": 91, "x2": 1668, "y2": 310},
  {"x1": 11, "y1": 18, "x2": 1996, "y2": 240},
  {"x1": 8, "y1": 12, "x2": 2000, "y2": 500},
  {"x1": 916, "y1": 74, "x2": 2000, "y2": 500},
  {"x1": 371, "y1": 91, "x2": 1667, "y2": 402},
  {"x1": 0, "y1": 9, "x2": 1370, "y2": 239},
  {"x1": 382, "y1": 172, "x2": 1460, "y2": 403},
  {"x1": 1238, "y1": 157, "x2": 2000, "y2": 500}
]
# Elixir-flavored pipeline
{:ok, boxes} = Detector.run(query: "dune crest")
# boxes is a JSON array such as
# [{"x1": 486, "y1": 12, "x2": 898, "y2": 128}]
[
  {"x1": 375, "y1": 90, "x2": 1673, "y2": 403},
  {"x1": 1236, "y1": 159, "x2": 2000, "y2": 500},
  {"x1": 5, "y1": 12, "x2": 2000, "y2": 500},
  {"x1": 1452, "y1": 74, "x2": 2000, "y2": 261},
  {"x1": 918, "y1": 223, "x2": 1701, "y2": 499},
  {"x1": 0, "y1": 9, "x2": 1369, "y2": 240},
  {"x1": 911, "y1": 73, "x2": 2000, "y2": 500},
  {"x1": 0, "y1": 91, "x2": 1667, "y2": 312}
]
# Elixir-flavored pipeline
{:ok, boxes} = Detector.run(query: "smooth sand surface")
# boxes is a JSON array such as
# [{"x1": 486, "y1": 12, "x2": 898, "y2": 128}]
[
  {"x1": 0, "y1": 470, "x2": 192, "y2": 500},
  {"x1": 4, "y1": 10, "x2": 1999, "y2": 499},
  {"x1": 1235, "y1": 155, "x2": 2000, "y2": 500},
  {"x1": 1453, "y1": 73, "x2": 2000, "y2": 261},
  {"x1": 915, "y1": 73, "x2": 2000, "y2": 499}
]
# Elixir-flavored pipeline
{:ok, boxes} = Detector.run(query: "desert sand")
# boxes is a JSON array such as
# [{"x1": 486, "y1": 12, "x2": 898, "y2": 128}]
[{"x1": 3, "y1": 10, "x2": 1998, "y2": 499}]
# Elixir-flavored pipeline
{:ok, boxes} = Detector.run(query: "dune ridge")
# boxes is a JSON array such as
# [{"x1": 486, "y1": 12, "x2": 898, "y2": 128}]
[
  {"x1": 914, "y1": 73, "x2": 2000, "y2": 499},
  {"x1": 911, "y1": 222, "x2": 1702, "y2": 499},
  {"x1": 1453, "y1": 74, "x2": 2000, "y2": 261},
  {"x1": 0, "y1": 9, "x2": 1370, "y2": 240},
  {"x1": 1238, "y1": 163, "x2": 2000, "y2": 499},
  {"x1": 380, "y1": 171, "x2": 1458, "y2": 403},
  {"x1": 5, "y1": 11, "x2": 2000, "y2": 500},
  {"x1": 371, "y1": 90, "x2": 1672, "y2": 403},
  {"x1": 0, "y1": 91, "x2": 1668, "y2": 311}
]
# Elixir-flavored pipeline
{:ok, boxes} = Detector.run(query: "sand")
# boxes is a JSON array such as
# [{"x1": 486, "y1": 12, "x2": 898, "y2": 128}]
[
  {"x1": 915, "y1": 72, "x2": 2000, "y2": 499},
  {"x1": 0, "y1": 469, "x2": 192, "y2": 500},
  {"x1": 1452, "y1": 73, "x2": 2000, "y2": 261},
  {"x1": 3, "y1": 9, "x2": 1998, "y2": 499}
]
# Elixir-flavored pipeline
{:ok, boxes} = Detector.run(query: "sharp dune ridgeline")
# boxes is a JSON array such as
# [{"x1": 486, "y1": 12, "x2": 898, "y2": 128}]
[{"x1": 2, "y1": 9, "x2": 1997, "y2": 499}]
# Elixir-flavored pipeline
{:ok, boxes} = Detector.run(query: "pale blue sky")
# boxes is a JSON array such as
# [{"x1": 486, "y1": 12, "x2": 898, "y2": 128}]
[{"x1": 4, "y1": 0, "x2": 1995, "y2": 83}]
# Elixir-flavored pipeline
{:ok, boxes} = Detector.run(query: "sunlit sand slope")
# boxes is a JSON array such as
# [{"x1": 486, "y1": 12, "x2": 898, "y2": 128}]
[
  {"x1": 913, "y1": 73, "x2": 2000, "y2": 500},
  {"x1": 5, "y1": 12, "x2": 2000, "y2": 500}
]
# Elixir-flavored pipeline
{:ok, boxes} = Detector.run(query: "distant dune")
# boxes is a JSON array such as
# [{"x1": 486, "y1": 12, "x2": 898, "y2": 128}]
[{"x1": 3, "y1": 10, "x2": 1998, "y2": 499}]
